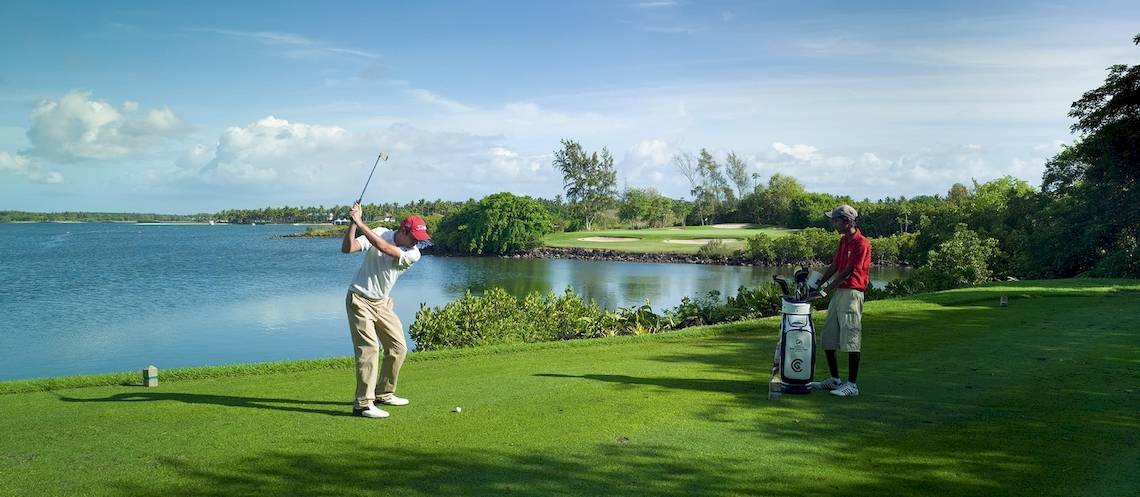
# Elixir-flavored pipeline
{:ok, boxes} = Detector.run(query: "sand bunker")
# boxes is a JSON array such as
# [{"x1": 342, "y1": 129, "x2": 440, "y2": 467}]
[
  {"x1": 577, "y1": 237, "x2": 640, "y2": 242},
  {"x1": 665, "y1": 238, "x2": 742, "y2": 245},
  {"x1": 711, "y1": 223, "x2": 751, "y2": 229}
]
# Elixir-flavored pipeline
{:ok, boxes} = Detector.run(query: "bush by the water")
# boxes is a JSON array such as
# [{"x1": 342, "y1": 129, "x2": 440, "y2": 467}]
[
  {"x1": 696, "y1": 238, "x2": 735, "y2": 258},
  {"x1": 434, "y1": 193, "x2": 554, "y2": 255},
  {"x1": 886, "y1": 225, "x2": 1000, "y2": 295},
  {"x1": 410, "y1": 284, "x2": 787, "y2": 351},
  {"x1": 772, "y1": 233, "x2": 813, "y2": 264},
  {"x1": 746, "y1": 233, "x2": 777, "y2": 263},
  {"x1": 673, "y1": 285, "x2": 785, "y2": 325}
]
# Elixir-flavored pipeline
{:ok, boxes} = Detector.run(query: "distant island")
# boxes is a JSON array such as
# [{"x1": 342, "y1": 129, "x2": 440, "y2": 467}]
[
  {"x1": 1, "y1": 201, "x2": 455, "y2": 225},
  {"x1": 0, "y1": 211, "x2": 213, "y2": 223}
]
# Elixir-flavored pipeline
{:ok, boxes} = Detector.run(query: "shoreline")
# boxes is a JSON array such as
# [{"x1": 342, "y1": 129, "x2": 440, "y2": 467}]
[
  {"x1": 274, "y1": 236, "x2": 913, "y2": 267},
  {"x1": 501, "y1": 246, "x2": 909, "y2": 268}
]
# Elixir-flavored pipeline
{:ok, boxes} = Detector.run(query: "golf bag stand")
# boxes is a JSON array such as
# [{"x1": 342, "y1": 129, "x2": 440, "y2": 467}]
[{"x1": 772, "y1": 297, "x2": 816, "y2": 394}]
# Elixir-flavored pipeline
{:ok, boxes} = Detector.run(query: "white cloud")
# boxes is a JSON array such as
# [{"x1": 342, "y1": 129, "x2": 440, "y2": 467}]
[
  {"x1": 181, "y1": 116, "x2": 350, "y2": 186},
  {"x1": 772, "y1": 142, "x2": 819, "y2": 161},
  {"x1": 23, "y1": 90, "x2": 188, "y2": 162},
  {"x1": 745, "y1": 143, "x2": 1046, "y2": 199},
  {"x1": 424, "y1": 100, "x2": 628, "y2": 146},
  {"x1": 634, "y1": 1, "x2": 678, "y2": 7},
  {"x1": 617, "y1": 139, "x2": 690, "y2": 194},
  {"x1": 0, "y1": 151, "x2": 61, "y2": 183},
  {"x1": 631, "y1": 139, "x2": 673, "y2": 166},
  {"x1": 164, "y1": 116, "x2": 558, "y2": 201},
  {"x1": 183, "y1": 28, "x2": 378, "y2": 60},
  {"x1": 406, "y1": 89, "x2": 474, "y2": 112},
  {"x1": 482, "y1": 146, "x2": 548, "y2": 180}
]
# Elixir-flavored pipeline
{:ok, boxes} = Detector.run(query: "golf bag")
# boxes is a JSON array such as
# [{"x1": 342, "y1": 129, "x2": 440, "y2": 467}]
[{"x1": 772, "y1": 298, "x2": 816, "y2": 394}]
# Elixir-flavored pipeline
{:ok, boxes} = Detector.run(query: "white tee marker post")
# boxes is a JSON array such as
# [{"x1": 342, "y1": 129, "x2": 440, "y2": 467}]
[{"x1": 143, "y1": 365, "x2": 158, "y2": 387}]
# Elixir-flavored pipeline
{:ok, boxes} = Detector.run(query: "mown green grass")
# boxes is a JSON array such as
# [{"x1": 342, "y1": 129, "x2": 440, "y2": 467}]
[
  {"x1": 543, "y1": 225, "x2": 796, "y2": 253},
  {"x1": 1, "y1": 279, "x2": 1138, "y2": 497}
]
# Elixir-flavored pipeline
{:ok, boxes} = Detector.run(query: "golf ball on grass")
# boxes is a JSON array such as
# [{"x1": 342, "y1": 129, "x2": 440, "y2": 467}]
[{"x1": 452, "y1": 406, "x2": 462, "y2": 413}]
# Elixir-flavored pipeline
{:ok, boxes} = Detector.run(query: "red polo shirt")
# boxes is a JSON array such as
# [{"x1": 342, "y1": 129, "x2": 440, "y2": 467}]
[{"x1": 834, "y1": 228, "x2": 872, "y2": 291}]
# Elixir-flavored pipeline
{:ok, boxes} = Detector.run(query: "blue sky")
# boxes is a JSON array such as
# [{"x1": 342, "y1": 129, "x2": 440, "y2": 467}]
[{"x1": 1, "y1": 1, "x2": 1137, "y2": 213}]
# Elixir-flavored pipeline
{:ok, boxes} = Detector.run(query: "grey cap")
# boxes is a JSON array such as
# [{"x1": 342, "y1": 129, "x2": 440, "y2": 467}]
[{"x1": 825, "y1": 204, "x2": 858, "y2": 221}]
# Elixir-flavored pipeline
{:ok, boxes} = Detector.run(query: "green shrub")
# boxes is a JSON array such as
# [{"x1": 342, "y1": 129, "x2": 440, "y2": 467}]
[
  {"x1": 519, "y1": 288, "x2": 608, "y2": 340},
  {"x1": 725, "y1": 285, "x2": 783, "y2": 319},
  {"x1": 604, "y1": 301, "x2": 675, "y2": 336},
  {"x1": 435, "y1": 193, "x2": 553, "y2": 255},
  {"x1": 412, "y1": 282, "x2": 791, "y2": 352},
  {"x1": 1088, "y1": 229, "x2": 1139, "y2": 278},
  {"x1": 669, "y1": 291, "x2": 733, "y2": 324},
  {"x1": 411, "y1": 287, "x2": 678, "y2": 351},
  {"x1": 772, "y1": 233, "x2": 813, "y2": 264},
  {"x1": 871, "y1": 236, "x2": 900, "y2": 264},
  {"x1": 887, "y1": 225, "x2": 1002, "y2": 295},
  {"x1": 668, "y1": 285, "x2": 783, "y2": 325},
  {"x1": 697, "y1": 239, "x2": 733, "y2": 258},
  {"x1": 799, "y1": 227, "x2": 838, "y2": 263},
  {"x1": 410, "y1": 288, "x2": 533, "y2": 351},
  {"x1": 895, "y1": 232, "x2": 920, "y2": 264},
  {"x1": 746, "y1": 233, "x2": 776, "y2": 263}
]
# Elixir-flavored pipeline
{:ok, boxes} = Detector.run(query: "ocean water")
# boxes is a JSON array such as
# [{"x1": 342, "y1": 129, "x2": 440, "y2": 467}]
[{"x1": 0, "y1": 223, "x2": 906, "y2": 380}]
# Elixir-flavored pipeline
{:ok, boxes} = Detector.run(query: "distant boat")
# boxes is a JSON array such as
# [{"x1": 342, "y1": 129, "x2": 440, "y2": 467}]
[
  {"x1": 209, "y1": 220, "x2": 215, "y2": 225},
  {"x1": 251, "y1": 223, "x2": 257, "y2": 226}
]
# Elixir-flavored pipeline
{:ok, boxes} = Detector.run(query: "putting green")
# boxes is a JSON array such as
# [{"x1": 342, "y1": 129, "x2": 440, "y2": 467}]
[
  {"x1": 545, "y1": 225, "x2": 795, "y2": 253},
  {"x1": 576, "y1": 236, "x2": 640, "y2": 242},
  {"x1": 662, "y1": 238, "x2": 742, "y2": 245}
]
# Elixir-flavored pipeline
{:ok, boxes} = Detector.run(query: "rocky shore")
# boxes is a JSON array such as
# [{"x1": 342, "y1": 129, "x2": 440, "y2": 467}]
[
  {"x1": 278, "y1": 235, "x2": 908, "y2": 267},
  {"x1": 520, "y1": 246, "x2": 756, "y2": 265}
]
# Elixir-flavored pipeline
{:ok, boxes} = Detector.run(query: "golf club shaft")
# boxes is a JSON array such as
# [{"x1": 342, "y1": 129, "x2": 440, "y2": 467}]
[{"x1": 356, "y1": 153, "x2": 387, "y2": 203}]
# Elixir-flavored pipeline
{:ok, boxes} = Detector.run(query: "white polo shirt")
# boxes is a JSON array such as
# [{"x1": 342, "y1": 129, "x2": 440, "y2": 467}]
[{"x1": 348, "y1": 228, "x2": 421, "y2": 300}]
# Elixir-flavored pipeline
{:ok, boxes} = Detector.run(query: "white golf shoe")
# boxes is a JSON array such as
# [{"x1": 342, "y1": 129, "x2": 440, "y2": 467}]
[
  {"x1": 376, "y1": 395, "x2": 410, "y2": 406},
  {"x1": 353, "y1": 404, "x2": 390, "y2": 418},
  {"x1": 810, "y1": 377, "x2": 843, "y2": 391},
  {"x1": 830, "y1": 382, "x2": 860, "y2": 397}
]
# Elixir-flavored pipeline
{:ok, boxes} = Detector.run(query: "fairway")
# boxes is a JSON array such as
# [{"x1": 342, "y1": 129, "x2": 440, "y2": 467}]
[
  {"x1": 1, "y1": 279, "x2": 1138, "y2": 497},
  {"x1": 544, "y1": 225, "x2": 796, "y2": 253}
]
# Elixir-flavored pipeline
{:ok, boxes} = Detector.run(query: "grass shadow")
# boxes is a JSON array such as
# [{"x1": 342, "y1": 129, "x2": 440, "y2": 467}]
[
  {"x1": 56, "y1": 392, "x2": 350, "y2": 416},
  {"x1": 107, "y1": 441, "x2": 1026, "y2": 497},
  {"x1": 534, "y1": 372, "x2": 762, "y2": 399}
]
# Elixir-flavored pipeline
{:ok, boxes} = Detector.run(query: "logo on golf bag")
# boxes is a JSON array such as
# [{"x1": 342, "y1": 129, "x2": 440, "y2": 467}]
[{"x1": 790, "y1": 358, "x2": 803, "y2": 373}]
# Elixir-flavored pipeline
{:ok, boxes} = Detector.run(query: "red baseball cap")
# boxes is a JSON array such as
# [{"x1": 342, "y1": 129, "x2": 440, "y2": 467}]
[{"x1": 400, "y1": 215, "x2": 431, "y2": 241}]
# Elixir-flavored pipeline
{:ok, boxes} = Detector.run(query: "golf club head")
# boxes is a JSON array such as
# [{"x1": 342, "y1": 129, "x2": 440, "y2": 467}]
[
  {"x1": 794, "y1": 267, "x2": 809, "y2": 284},
  {"x1": 772, "y1": 275, "x2": 791, "y2": 296},
  {"x1": 414, "y1": 239, "x2": 434, "y2": 251}
]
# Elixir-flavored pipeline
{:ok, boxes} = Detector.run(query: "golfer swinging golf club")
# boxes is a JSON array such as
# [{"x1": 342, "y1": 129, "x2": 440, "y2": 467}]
[
  {"x1": 341, "y1": 201, "x2": 431, "y2": 418},
  {"x1": 809, "y1": 204, "x2": 871, "y2": 397}
]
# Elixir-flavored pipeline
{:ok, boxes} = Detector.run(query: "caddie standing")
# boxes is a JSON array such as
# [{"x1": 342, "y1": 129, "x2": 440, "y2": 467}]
[{"x1": 810, "y1": 204, "x2": 871, "y2": 397}]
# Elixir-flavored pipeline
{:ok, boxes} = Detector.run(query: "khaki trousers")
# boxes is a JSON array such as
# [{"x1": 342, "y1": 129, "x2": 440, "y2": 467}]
[
  {"x1": 821, "y1": 288, "x2": 864, "y2": 352},
  {"x1": 346, "y1": 291, "x2": 407, "y2": 408}
]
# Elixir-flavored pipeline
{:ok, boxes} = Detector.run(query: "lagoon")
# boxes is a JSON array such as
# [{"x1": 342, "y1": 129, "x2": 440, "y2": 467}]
[{"x1": 0, "y1": 223, "x2": 907, "y2": 380}]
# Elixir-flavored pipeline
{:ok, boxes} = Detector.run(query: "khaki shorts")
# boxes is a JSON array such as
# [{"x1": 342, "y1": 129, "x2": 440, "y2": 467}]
[{"x1": 821, "y1": 288, "x2": 864, "y2": 352}]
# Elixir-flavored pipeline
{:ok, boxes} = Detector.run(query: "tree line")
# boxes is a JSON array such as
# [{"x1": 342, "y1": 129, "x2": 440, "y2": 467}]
[{"x1": 508, "y1": 34, "x2": 1140, "y2": 280}]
